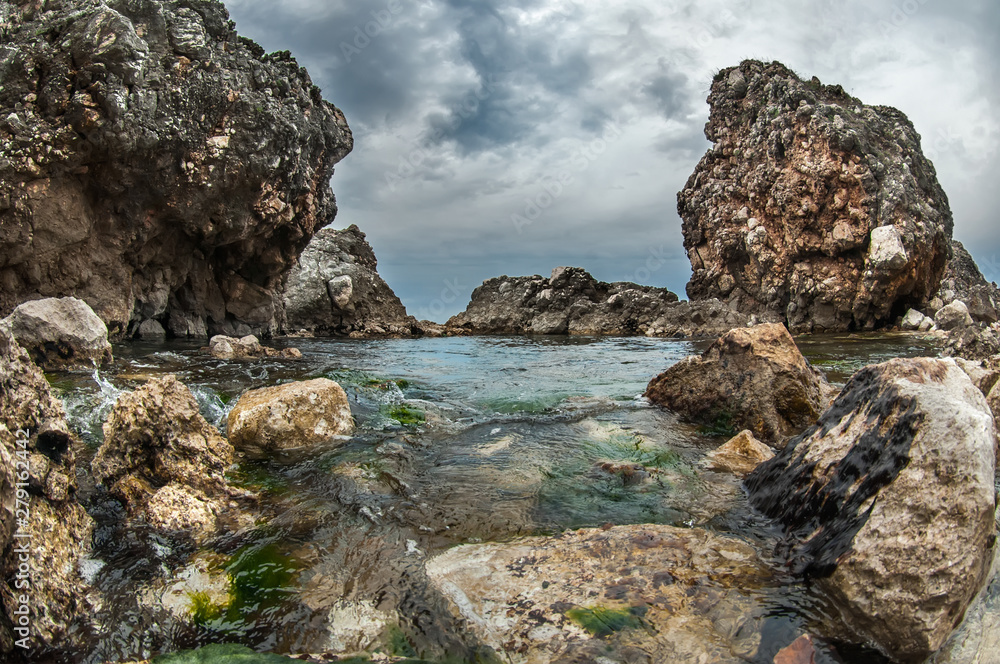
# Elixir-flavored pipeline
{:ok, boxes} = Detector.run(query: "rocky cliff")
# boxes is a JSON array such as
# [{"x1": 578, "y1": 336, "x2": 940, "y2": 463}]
[
  {"x1": 0, "y1": 0, "x2": 352, "y2": 338},
  {"x1": 446, "y1": 266, "x2": 749, "y2": 337},
  {"x1": 679, "y1": 60, "x2": 952, "y2": 332},
  {"x1": 932, "y1": 240, "x2": 999, "y2": 324},
  {"x1": 281, "y1": 225, "x2": 423, "y2": 337}
]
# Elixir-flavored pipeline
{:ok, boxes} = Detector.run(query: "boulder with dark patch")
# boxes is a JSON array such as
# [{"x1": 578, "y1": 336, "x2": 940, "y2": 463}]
[
  {"x1": 645, "y1": 323, "x2": 834, "y2": 446},
  {"x1": 0, "y1": 0, "x2": 352, "y2": 338},
  {"x1": 2, "y1": 296, "x2": 112, "y2": 368},
  {"x1": 746, "y1": 357, "x2": 996, "y2": 662},
  {"x1": 679, "y1": 60, "x2": 952, "y2": 332}
]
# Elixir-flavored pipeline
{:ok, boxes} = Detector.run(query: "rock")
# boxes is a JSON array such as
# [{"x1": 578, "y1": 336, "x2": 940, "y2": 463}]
[
  {"x1": 281, "y1": 225, "x2": 422, "y2": 336},
  {"x1": 989, "y1": 382, "x2": 1000, "y2": 438},
  {"x1": 944, "y1": 323, "x2": 1000, "y2": 362},
  {"x1": 773, "y1": 635, "x2": 818, "y2": 664},
  {"x1": 0, "y1": 0, "x2": 352, "y2": 337},
  {"x1": 745, "y1": 358, "x2": 996, "y2": 661},
  {"x1": 0, "y1": 324, "x2": 97, "y2": 656},
  {"x1": 935, "y1": 300, "x2": 974, "y2": 331},
  {"x1": 954, "y1": 358, "x2": 1000, "y2": 397},
  {"x1": 227, "y1": 378, "x2": 354, "y2": 459},
  {"x1": 645, "y1": 323, "x2": 833, "y2": 446},
  {"x1": 704, "y1": 429, "x2": 774, "y2": 476},
  {"x1": 137, "y1": 318, "x2": 166, "y2": 341},
  {"x1": 425, "y1": 524, "x2": 773, "y2": 663},
  {"x1": 447, "y1": 266, "x2": 750, "y2": 337},
  {"x1": 929, "y1": 548, "x2": 1000, "y2": 664},
  {"x1": 93, "y1": 375, "x2": 247, "y2": 539},
  {"x1": 3, "y1": 296, "x2": 112, "y2": 368},
  {"x1": 933, "y1": 240, "x2": 1000, "y2": 323},
  {"x1": 679, "y1": 60, "x2": 952, "y2": 332},
  {"x1": 900, "y1": 308, "x2": 929, "y2": 332},
  {"x1": 207, "y1": 334, "x2": 301, "y2": 360}
]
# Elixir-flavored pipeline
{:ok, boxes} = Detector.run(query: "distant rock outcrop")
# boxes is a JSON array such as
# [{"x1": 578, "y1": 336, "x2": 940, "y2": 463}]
[
  {"x1": 447, "y1": 266, "x2": 749, "y2": 337},
  {"x1": 0, "y1": 0, "x2": 352, "y2": 338},
  {"x1": 679, "y1": 60, "x2": 952, "y2": 332},
  {"x1": 281, "y1": 225, "x2": 423, "y2": 337},
  {"x1": 931, "y1": 240, "x2": 1000, "y2": 324}
]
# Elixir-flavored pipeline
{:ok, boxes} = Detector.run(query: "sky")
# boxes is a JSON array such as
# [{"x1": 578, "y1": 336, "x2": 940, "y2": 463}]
[{"x1": 224, "y1": 0, "x2": 1000, "y2": 322}]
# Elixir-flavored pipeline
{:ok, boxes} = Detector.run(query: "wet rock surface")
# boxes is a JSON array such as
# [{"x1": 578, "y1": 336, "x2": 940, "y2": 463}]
[
  {"x1": 93, "y1": 374, "x2": 251, "y2": 540},
  {"x1": 0, "y1": 0, "x2": 352, "y2": 338},
  {"x1": 281, "y1": 225, "x2": 423, "y2": 337},
  {"x1": 704, "y1": 429, "x2": 775, "y2": 476},
  {"x1": 447, "y1": 266, "x2": 749, "y2": 337},
  {"x1": 645, "y1": 323, "x2": 834, "y2": 446},
  {"x1": 206, "y1": 334, "x2": 302, "y2": 360},
  {"x1": 227, "y1": 378, "x2": 355, "y2": 460},
  {"x1": 0, "y1": 325, "x2": 97, "y2": 656},
  {"x1": 746, "y1": 357, "x2": 997, "y2": 662},
  {"x1": 425, "y1": 523, "x2": 774, "y2": 664},
  {"x1": 2, "y1": 296, "x2": 112, "y2": 368},
  {"x1": 679, "y1": 60, "x2": 952, "y2": 332}
]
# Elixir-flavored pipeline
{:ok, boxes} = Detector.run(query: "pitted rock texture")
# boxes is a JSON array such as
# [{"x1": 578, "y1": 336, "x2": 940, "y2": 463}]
[
  {"x1": 645, "y1": 323, "x2": 834, "y2": 446},
  {"x1": 679, "y1": 60, "x2": 952, "y2": 332},
  {"x1": 932, "y1": 240, "x2": 1000, "y2": 324},
  {"x1": 746, "y1": 357, "x2": 996, "y2": 662},
  {"x1": 447, "y1": 266, "x2": 749, "y2": 337},
  {"x1": 0, "y1": 325, "x2": 96, "y2": 656},
  {"x1": 3, "y1": 296, "x2": 112, "y2": 368},
  {"x1": 0, "y1": 0, "x2": 352, "y2": 338},
  {"x1": 281, "y1": 225, "x2": 423, "y2": 337}
]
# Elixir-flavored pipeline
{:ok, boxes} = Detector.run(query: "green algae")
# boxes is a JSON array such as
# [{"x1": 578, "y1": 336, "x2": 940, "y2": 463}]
[
  {"x1": 188, "y1": 590, "x2": 227, "y2": 626},
  {"x1": 152, "y1": 644, "x2": 298, "y2": 664},
  {"x1": 384, "y1": 404, "x2": 426, "y2": 426},
  {"x1": 565, "y1": 605, "x2": 645, "y2": 637}
]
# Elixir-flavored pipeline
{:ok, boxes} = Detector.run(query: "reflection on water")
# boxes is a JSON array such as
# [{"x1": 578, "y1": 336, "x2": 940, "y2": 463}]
[{"x1": 44, "y1": 333, "x2": 941, "y2": 663}]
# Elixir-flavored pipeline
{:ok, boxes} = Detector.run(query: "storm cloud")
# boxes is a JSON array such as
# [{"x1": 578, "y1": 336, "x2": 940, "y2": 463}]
[{"x1": 225, "y1": 0, "x2": 1000, "y2": 321}]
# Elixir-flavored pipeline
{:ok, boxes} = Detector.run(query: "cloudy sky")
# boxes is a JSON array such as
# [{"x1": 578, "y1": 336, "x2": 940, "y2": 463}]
[{"x1": 225, "y1": 0, "x2": 1000, "y2": 322}]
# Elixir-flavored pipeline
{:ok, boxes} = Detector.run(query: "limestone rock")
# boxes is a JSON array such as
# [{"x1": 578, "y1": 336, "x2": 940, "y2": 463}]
[
  {"x1": 425, "y1": 524, "x2": 773, "y2": 663},
  {"x1": 0, "y1": 0, "x2": 352, "y2": 337},
  {"x1": 900, "y1": 308, "x2": 930, "y2": 332},
  {"x1": 679, "y1": 60, "x2": 952, "y2": 332},
  {"x1": 704, "y1": 429, "x2": 774, "y2": 476},
  {"x1": 281, "y1": 225, "x2": 422, "y2": 337},
  {"x1": 447, "y1": 266, "x2": 749, "y2": 337},
  {"x1": 137, "y1": 318, "x2": 166, "y2": 341},
  {"x1": 945, "y1": 323, "x2": 1000, "y2": 362},
  {"x1": 0, "y1": 325, "x2": 97, "y2": 656},
  {"x1": 3, "y1": 296, "x2": 112, "y2": 368},
  {"x1": 645, "y1": 323, "x2": 833, "y2": 446},
  {"x1": 933, "y1": 240, "x2": 1000, "y2": 323},
  {"x1": 227, "y1": 378, "x2": 354, "y2": 459},
  {"x1": 207, "y1": 334, "x2": 301, "y2": 360},
  {"x1": 935, "y1": 300, "x2": 974, "y2": 331},
  {"x1": 93, "y1": 375, "x2": 245, "y2": 538},
  {"x1": 746, "y1": 358, "x2": 996, "y2": 661}
]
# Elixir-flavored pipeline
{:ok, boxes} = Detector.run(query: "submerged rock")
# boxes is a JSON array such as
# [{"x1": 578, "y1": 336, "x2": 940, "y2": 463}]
[
  {"x1": 93, "y1": 375, "x2": 248, "y2": 540},
  {"x1": 0, "y1": 0, "x2": 352, "y2": 337},
  {"x1": 0, "y1": 325, "x2": 97, "y2": 656},
  {"x1": 679, "y1": 60, "x2": 952, "y2": 332},
  {"x1": 746, "y1": 357, "x2": 996, "y2": 662},
  {"x1": 645, "y1": 323, "x2": 833, "y2": 446},
  {"x1": 227, "y1": 378, "x2": 354, "y2": 459},
  {"x1": 425, "y1": 524, "x2": 773, "y2": 663},
  {"x1": 2, "y1": 296, "x2": 112, "y2": 368},
  {"x1": 281, "y1": 225, "x2": 422, "y2": 337},
  {"x1": 206, "y1": 334, "x2": 301, "y2": 360},
  {"x1": 447, "y1": 266, "x2": 749, "y2": 337},
  {"x1": 704, "y1": 429, "x2": 774, "y2": 476}
]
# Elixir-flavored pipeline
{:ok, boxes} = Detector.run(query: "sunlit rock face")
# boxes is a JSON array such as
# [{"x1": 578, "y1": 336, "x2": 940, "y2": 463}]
[{"x1": 679, "y1": 59, "x2": 953, "y2": 332}]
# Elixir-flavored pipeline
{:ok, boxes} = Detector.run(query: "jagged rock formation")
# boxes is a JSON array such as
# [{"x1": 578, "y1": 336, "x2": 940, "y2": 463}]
[
  {"x1": 679, "y1": 60, "x2": 952, "y2": 332},
  {"x1": 0, "y1": 0, "x2": 352, "y2": 338},
  {"x1": 281, "y1": 225, "x2": 423, "y2": 337},
  {"x1": 645, "y1": 323, "x2": 834, "y2": 446},
  {"x1": 746, "y1": 358, "x2": 996, "y2": 661},
  {"x1": 930, "y1": 240, "x2": 1000, "y2": 323},
  {"x1": 2, "y1": 296, "x2": 112, "y2": 368},
  {"x1": 0, "y1": 325, "x2": 97, "y2": 656},
  {"x1": 447, "y1": 266, "x2": 749, "y2": 337}
]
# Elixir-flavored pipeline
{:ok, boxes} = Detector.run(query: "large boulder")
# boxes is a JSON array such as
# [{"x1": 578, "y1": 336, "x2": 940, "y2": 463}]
[
  {"x1": 934, "y1": 300, "x2": 974, "y2": 331},
  {"x1": 447, "y1": 266, "x2": 749, "y2": 337},
  {"x1": 93, "y1": 374, "x2": 247, "y2": 540},
  {"x1": 679, "y1": 60, "x2": 952, "y2": 332},
  {"x1": 281, "y1": 225, "x2": 422, "y2": 337},
  {"x1": 0, "y1": 325, "x2": 97, "y2": 656},
  {"x1": 3, "y1": 296, "x2": 112, "y2": 368},
  {"x1": 227, "y1": 378, "x2": 354, "y2": 459},
  {"x1": 644, "y1": 323, "x2": 833, "y2": 446},
  {"x1": 425, "y1": 524, "x2": 774, "y2": 663},
  {"x1": 746, "y1": 358, "x2": 996, "y2": 661},
  {"x1": 0, "y1": 0, "x2": 352, "y2": 337}
]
